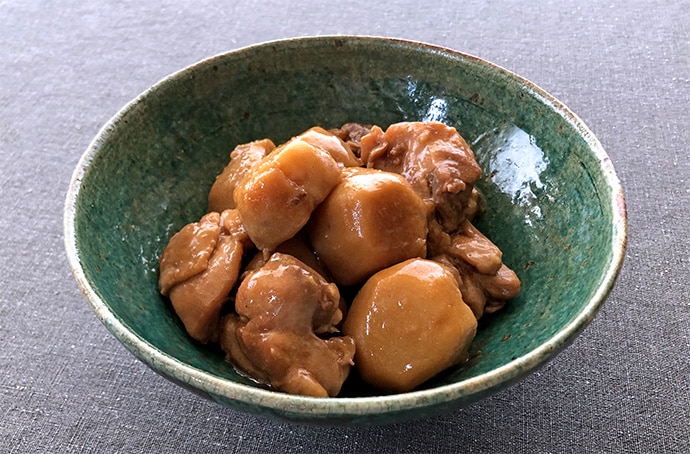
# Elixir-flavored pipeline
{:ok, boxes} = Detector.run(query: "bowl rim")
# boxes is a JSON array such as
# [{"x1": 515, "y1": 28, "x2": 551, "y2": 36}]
[{"x1": 64, "y1": 35, "x2": 628, "y2": 421}]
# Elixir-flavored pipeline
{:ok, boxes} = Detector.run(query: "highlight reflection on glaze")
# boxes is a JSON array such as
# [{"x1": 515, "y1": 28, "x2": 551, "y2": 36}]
[
  {"x1": 472, "y1": 124, "x2": 551, "y2": 226},
  {"x1": 423, "y1": 98, "x2": 449, "y2": 122},
  {"x1": 406, "y1": 78, "x2": 449, "y2": 122}
]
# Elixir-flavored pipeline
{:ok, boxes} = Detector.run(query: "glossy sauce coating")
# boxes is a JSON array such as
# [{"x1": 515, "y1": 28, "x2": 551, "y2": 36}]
[
  {"x1": 234, "y1": 139, "x2": 341, "y2": 251},
  {"x1": 220, "y1": 253, "x2": 355, "y2": 397},
  {"x1": 159, "y1": 210, "x2": 249, "y2": 343},
  {"x1": 158, "y1": 212, "x2": 221, "y2": 296},
  {"x1": 343, "y1": 258, "x2": 477, "y2": 393},
  {"x1": 159, "y1": 122, "x2": 522, "y2": 396},
  {"x1": 208, "y1": 138, "x2": 275, "y2": 213},
  {"x1": 308, "y1": 167, "x2": 428, "y2": 286}
]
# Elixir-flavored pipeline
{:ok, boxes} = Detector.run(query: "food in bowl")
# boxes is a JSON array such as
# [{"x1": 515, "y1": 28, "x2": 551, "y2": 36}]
[
  {"x1": 158, "y1": 121, "x2": 520, "y2": 396},
  {"x1": 65, "y1": 36, "x2": 627, "y2": 423}
]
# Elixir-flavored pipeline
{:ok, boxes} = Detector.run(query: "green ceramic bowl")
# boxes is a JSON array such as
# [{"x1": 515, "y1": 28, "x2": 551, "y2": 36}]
[{"x1": 64, "y1": 36, "x2": 627, "y2": 424}]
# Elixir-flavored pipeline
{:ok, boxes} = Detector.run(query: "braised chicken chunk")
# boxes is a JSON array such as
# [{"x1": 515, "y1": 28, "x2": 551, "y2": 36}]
[
  {"x1": 330, "y1": 122, "x2": 372, "y2": 158},
  {"x1": 220, "y1": 253, "x2": 355, "y2": 397},
  {"x1": 360, "y1": 121, "x2": 483, "y2": 231},
  {"x1": 431, "y1": 220, "x2": 521, "y2": 318},
  {"x1": 158, "y1": 210, "x2": 251, "y2": 343}
]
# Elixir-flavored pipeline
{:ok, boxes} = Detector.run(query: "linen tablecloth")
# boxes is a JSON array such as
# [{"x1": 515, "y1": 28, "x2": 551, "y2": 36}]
[{"x1": 1, "y1": 1, "x2": 688, "y2": 452}]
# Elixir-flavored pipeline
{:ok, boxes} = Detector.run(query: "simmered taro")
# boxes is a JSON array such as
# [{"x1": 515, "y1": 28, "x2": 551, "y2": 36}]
[
  {"x1": 293, "y1": 126, "x2": 362, "y2": 167},
  {"x1": 343, "y1": 258, "x2": 477, "y2": 393},
  {"x1": 234, "y1": 139, "x2": 341, "y2": 251},
  {"x1": 309, "y1": 167, "x2": 428, "y2": 286}
]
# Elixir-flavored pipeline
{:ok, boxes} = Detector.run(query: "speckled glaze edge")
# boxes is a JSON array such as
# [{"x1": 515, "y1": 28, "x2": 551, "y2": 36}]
[{"x1": 64, "y1": 35, "x2": 628, "y2": 424}]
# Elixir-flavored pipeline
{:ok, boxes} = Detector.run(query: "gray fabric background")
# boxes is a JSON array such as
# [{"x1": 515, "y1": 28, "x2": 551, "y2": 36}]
[{"x1": 1, "y1": 1, "x2": 688, "y2": 452}]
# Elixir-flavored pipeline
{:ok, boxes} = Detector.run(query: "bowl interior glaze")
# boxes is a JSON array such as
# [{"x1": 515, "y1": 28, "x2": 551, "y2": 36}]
[{"x1": 65, "y1": 36, "x2": 626, "y2": 424}]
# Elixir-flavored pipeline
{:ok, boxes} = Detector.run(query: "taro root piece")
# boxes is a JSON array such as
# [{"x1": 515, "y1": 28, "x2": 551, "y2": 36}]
[
  {"x1": 158, "y1": 210, "x2": 250, "y2": 344},
  {"x1": 308, "y1": 167, "x2": 428, "y2": 286},
  {"x1": 220, "y1": 253, "x2": 355, "y2": 397},
  {"x1": 234, "y1": 139, "x2": 341, "y2": 252},
  {"x1": 208, "y1": 138, "x2": 275, "y2": 212},
  {"x1": 360, "y1": 121, "x2": 483, "y2": 231},
  {"x1": 343, "y1": 258, "x2": 477, "y2": 393}
]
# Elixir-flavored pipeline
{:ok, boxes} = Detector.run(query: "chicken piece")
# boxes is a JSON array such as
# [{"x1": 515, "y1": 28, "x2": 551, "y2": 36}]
[
  {"x1": 273, "y1": 230, "x2": 331, "y2": 279},
  {"x1": 158, "y1": 210, "x2": 249, "y2": 343},
  {"x1": 242, "y1": 230, "x2": 348, "y2": 322},
  {"x1": 463, "y1": 187, "x2": 483, "y2": 222},
  {"x1": 448, "y1": 220, "x2": 503, "y2": 275},
  {"x1": 330, "y1": 122, "x2": 372, "y2": 158},
  {"x1": 343, "y1": 258, "x2": 477, "y2": 393},
  {"x1": 241, "y1": 230, "x2": 330, "y2": 280},
  {"x1": 208, "y1": 139, "x2": 275, "y2": 212},
  {"x1": 308, "y1": 167, "x2": 428, "y2": 286},
  {"x1": 219, "y1": 208, "x2": 254, "y2": 250},
  {"x1": 431, "y1": 220, "x2": 521, "y2": 319},
  {"x1": 220, "y1": 253, "x2": 355, "y2": 397},
  {"x1": 234, "y1": 139, "x2": 341, "y2": 252},
  {"x1": 477, "y1": 264, "x2": 522, "y2": 311},
  {"x1": 360, "y1": 121, "x2": 483, "y2": 231},
  {"x1": 292, "y1": 126, "x2": 362, "y2": 167},
  {"x1": 158, "y1": 212, "x2": 220, "y2": 296}
]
